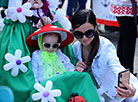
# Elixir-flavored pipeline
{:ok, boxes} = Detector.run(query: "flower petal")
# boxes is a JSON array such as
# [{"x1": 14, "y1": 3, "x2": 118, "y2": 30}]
[
  {"x1": 34, "y1": 83, "x2": 45, "y2": 92},
  {"x1": 17, "y1": 13, "x2": 26, "y2": 23},
  {"x1": 10, "y1": 13, "x2": 17, "y2": 21},
  {"x1": 45, "y1": 81, "x2": 53, "y2": 91},
  {"x1": 22, "y1": 2, "x2": 32, "y2": 9},
  {"x1": 3, "y1": 62, "x2": 16, "y2": 71},
  {"x1": 41, "y1": 98, "x2": 48, "y2": 102},
  {"x1": 5, "y1": 53, "x2": 16, "y2": 62},
  {"x1": 11, "y1": 66, "x2": 19, "y2": 76},
  {"x1": 32, "y1": 92, "x2": 42, "y2": 101},
  {"x1": 7, "y1": 7, "x2": 16, "y2": 13},
  {"x1": 19, "y1": 64, "x2": 28, "y2": 73},
  {"x1": 47, "y1": 95, "x2": 56, "y2": 102},
  {"x1": 21, "y1": 56, "x2": 31, "y2": 63},
  {"x1": 22, "y1": 10, "x2": 33, "y2": 17},
  {"x1": 16, "y1": 0, "x2": 22, "y2": 7},
  {"x1": 15, "y1": 50, "x2": 22, "y2": 59},
  {"x1": 50, "y1": 90, "x2": 61, "y2": 97}
]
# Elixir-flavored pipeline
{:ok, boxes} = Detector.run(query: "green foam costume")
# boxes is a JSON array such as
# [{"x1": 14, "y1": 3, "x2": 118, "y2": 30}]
[
  {"x1": 26, "y1": 71, "x2": 100, "y2": 102},
  {"x1": 0, "y1": 19, "x2": 35, "y2": 102},
  {"x1": 0, "y1": 0, "x2": 8, "y2": 7}
]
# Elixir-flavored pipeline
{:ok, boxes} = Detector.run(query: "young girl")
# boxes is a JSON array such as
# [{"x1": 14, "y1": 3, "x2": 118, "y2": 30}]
[{"x1": 26, "y1": 24, "x2": 75, "y2": 83}]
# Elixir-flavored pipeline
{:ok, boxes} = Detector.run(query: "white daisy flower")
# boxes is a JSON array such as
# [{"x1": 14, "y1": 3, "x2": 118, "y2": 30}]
[
  {"x1": 3, "y1": 49, "x2": 31, "y2": 77},
  {"x1": 55, "y1": 9, "x2": 71, "y2": 31},
  {"x1": 6, "y1": 1, "x2": 33, "y2": 23},
  {"x1": 47, "y1": 0, "x2": 60, "y2": 11},
  {"x1": 32, "y1": 81, "x2": 61, "y2": 102}
]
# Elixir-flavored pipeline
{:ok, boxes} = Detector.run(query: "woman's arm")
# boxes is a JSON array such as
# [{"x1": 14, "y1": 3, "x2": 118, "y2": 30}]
[{"x1": 106, "y1": 42, "x2": 136, "y2": 98}]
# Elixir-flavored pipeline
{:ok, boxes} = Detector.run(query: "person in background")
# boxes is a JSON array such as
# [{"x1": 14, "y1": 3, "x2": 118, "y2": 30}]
[
  {"x1": 110, "y1": 0, "x2": 138, "y2": 74},
  {"x1": 71, "y1": 9, "x2": 138, "y2": 102},
  {"x1": 58, "y1": 0, "x2": 65, "y2": 8},
  {"x1": 67, "y1": 0, "x2": 87, "y2": 20}
]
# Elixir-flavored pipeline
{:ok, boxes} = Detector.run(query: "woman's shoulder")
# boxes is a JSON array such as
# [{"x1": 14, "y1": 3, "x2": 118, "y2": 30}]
[
  {"x1": 98, "y1": 36, "x2": 116, "y2": 53},
  {"x1": 99, "y1": 36, "x2": 114, "y2": 46}
]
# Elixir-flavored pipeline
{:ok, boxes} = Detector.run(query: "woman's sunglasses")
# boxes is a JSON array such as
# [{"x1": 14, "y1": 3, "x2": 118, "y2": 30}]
[
  {"x1": 43, "y1": 43, "x2": 60, "y2": 49},
  {"x1": 73, "y1": 29, "x2": 95, "y2": 39}
]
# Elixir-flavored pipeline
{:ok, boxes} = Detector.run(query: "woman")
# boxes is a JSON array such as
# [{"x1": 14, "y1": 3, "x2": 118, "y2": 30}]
[{"x1": 71, "y1": 9, "x2": 138, "y2": 102}]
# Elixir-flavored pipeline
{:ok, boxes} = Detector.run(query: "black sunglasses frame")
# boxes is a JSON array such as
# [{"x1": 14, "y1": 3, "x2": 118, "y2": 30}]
[{"x1": 73, "y1": 29, "x2": 95, "y2": 39}]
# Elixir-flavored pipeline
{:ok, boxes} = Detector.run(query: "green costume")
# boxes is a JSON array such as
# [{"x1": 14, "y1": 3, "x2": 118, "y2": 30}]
[
  {"x1": 0, "y1": 19, "x2": 35, "y2": 102},
  {"x1": 26, "y1": 71, "x2": 100, "y2": 102},
  {"x1": 0, "y1": 0, "x2": 8, "y2": 7}
]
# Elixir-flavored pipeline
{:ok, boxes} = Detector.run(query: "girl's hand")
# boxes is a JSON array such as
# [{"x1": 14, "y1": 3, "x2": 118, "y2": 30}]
[
  {"x1": 36, "y1": 16, "x2": 52, "y2": 28},
  {"x1": 75, "y1": 61, "x2": 87, "y2": 72},
  {"x1": 116, "y1": 82, "x2": 136, "y2": 98}
]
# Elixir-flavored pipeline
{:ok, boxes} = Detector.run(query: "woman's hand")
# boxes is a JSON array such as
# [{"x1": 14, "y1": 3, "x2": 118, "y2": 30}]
[
  {"x1": 75, "y1": 61, "x2": 87, "y2": 72},
  {"x1": 116, "y1": 82, "x2": 136, "y2": 98}
]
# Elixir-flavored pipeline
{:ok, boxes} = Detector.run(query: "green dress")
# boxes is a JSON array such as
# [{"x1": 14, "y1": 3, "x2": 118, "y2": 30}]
[
  {"x1": 26, "y1": 71, "x2": 100, "y2": 102},
  {"x1": 0, "y1": 19, "x2": 35, "y2": 102},
  {"x1": 0, "y1": 0, "x2": 8, "y2": 7}
]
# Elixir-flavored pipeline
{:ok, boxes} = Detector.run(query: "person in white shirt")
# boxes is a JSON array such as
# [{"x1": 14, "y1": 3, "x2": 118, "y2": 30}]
[{"x1": 71, "y1": 9, "x2": 138, "y2": 102}]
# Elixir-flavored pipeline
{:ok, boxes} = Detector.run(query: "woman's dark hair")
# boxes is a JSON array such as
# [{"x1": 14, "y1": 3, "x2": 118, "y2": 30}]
[
  {"x1": 42, "y1": 0, "x2": 53, "y2": 20},
  {"x1": 71, "y1": 9, "x2": 97, "y2": 30},
  {"x1": 71, "y1": 9, "x2": 99, "y2": 66}
]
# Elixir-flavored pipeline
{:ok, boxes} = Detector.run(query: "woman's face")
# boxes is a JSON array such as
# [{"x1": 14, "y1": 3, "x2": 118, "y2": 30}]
[
  {"x1": 73, "y1": 22, "x2": 95, "y2": 46},
  {"x1": 42, "y1": 33, "x2": 60, "y2": 53}
]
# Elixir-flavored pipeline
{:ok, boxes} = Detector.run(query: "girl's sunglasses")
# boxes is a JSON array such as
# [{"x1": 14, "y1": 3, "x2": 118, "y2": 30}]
[
  {"x1": 73, "y1": 29, "x2": 95, "y2": 39},
  {"x1": 43, "y1": 43, "x2": 60, "y2": 49}
]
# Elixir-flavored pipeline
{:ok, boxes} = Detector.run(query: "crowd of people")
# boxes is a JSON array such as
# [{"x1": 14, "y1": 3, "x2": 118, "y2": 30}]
[{"x1": 0, "y1": 0, "x2": 138, "y2": 102}]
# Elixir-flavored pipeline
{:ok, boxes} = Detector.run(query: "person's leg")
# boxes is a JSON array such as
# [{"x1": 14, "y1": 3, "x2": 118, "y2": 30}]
[
  {"x1": 116, "y1": 16, "x2": 137, "y2": 73},
  {"x1": 90, "y1": 0, "x2": 93, "y2": 9},
  {"x1": 67, "y1": 0, "x2": 75, "y2": 20},
  {"x1": 58, "y1": 0, "x2": 65, "y2": 8},
  {"x1": 75, "y1": 0, "x2": 87, "y2": 12}
]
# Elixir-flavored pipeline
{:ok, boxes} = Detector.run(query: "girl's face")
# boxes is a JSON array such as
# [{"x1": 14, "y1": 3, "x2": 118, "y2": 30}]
[
  {"x1": 28, "y1": 0, "x2": 43, "y2": 9},
  {"x1": 42, "y1": 33, "x2": 60, "y2": 53},
  {"x1": 73, "y1": 22, "x2": 95, "y2": 46}
]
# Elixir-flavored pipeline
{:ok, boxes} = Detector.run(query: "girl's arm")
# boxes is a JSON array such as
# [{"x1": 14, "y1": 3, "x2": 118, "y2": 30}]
[{"x1": 31, "y1": 51, "x2": 39, "y2": 83}]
